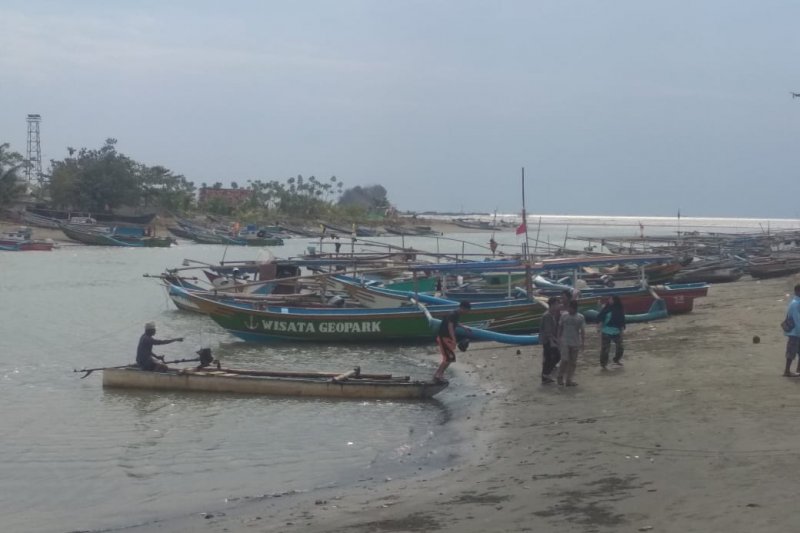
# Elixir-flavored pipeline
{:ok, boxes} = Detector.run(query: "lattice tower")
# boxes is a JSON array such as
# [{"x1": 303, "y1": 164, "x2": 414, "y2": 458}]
[{"x1": 26, "y1": 114, "x2": 42, "y2": 184}]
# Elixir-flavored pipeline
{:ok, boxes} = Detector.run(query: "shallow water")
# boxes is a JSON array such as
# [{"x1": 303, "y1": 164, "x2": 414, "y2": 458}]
[
  {"x1": 2, "y1": 216, "x2": 793, "y2": 532},
  {"x1": 0, "y1": 241, "x2": 462, "y2": 533}
]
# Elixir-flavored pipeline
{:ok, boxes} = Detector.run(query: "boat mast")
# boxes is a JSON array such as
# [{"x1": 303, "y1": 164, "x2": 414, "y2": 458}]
[{"x1": 521, "y1": 167, "x2": 533, "y2": 298}]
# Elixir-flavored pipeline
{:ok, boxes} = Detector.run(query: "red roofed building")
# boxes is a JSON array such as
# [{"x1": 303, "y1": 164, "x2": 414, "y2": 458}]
[{"x1": 198, "y1": 187, "x2": 253, "y2": 208}]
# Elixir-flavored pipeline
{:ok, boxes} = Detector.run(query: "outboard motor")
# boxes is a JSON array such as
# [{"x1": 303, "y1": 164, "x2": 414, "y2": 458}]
[{"x1": 195, "y1": 348, "x2": 217, "y2": 368}]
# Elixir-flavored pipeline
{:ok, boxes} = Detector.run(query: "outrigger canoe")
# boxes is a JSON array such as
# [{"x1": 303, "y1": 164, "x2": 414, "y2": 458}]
[{"x1": 102, "y1": 366, "x2": 447, "y2": 399}]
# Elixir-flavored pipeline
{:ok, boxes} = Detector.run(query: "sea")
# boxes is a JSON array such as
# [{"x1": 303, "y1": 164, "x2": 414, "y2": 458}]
[{"x1": 2, "y1": 214, "x2": 798, "y2": 532}]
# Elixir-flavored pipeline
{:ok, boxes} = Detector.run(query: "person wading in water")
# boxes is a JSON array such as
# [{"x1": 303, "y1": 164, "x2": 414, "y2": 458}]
[{"x1": 433, "y1": 301, "x2": 471, "y2": 383}]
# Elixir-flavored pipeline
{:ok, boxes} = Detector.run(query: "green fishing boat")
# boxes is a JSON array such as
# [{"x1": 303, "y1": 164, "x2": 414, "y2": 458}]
[{"x1": 180, "y1": 286, "x2": 547, "y2": 342}]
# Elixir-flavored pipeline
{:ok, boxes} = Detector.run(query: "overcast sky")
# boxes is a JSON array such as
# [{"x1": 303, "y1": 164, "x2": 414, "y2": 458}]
[{"x1": 1, "y1": 1, "x2": 799, "y2": 217}]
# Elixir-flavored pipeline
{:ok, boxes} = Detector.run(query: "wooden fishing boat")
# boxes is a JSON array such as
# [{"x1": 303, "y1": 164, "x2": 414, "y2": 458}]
[
  {"x1": 277, "y1": 223, "x2": 320, "y2": 237},
  {"x1": 186, "y1": 288, "x2": 547, "y2": 342},
  {"x1": 167, "y1": 225, "x2": 196, "y2": 240},
  {"x1": 321, "y1": 222, "x2": 378, "y2": 237},
  {"x1": 383, "y1": 225, "x2": 440, "y2": 236},
  {"x1": 240, "y1": 235, "x2": 285, "y2": 246},
  {"x1": 165, "y1": 282, "x2": 360, "y2": 313},
  {"x1": 0, "y1": 227, "x2": 54, "y2": 251},
  {"x1": 748, "y1": 258, "x2": 800, "y2": 279},
  {"x1": 326, "y1": 274, "x2": 437, "y2": 297},
  {"x1": 189, "y1": 230, "x2": 283, "y2": 246},
  {"x1": 102, "y1": 366, "x2": 447, "y2": 399},
  {"x1": 452, "y1": 218, "x2": 493, "y2": 230},
  {"x1": 533, "y1": 275, "x2": 708, "y2": 314},
  {"x1": 0, "y1": 241, "x2": 54, "y2": 251},
  {"x1": 672, "y1": 266, "x2": 743, "y2": 284},
  {"x1": 61, "y1": 224, "x2": 173, "y2": 247},
  {"x1": 322, "y1": 275, "x2": 458, "y2": 309},
  {"x1": 27, "y1": 207, "x2": 156, "y2": 225},
  {"x1": 20, "y1": 210, "x2": 62, "y2": 228}
]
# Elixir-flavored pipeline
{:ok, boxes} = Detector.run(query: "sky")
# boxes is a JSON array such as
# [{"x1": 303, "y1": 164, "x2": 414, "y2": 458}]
[{"x1": 1, "y1": 0, "x2": 799, "y2": 217}]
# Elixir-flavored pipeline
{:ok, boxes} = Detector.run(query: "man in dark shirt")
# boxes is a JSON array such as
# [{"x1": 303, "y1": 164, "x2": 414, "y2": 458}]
[
  {"x1": 597, "y1": 295, "x2": 626, "y2": 368},
  {"x1": 136, "y1": 322, "x2": 184, "y2": 371},
  {"x1": 433, "y1": 301, "x2": 471, "y2": 382},
  {"x1": 539, "y1": 297, "x2": 561, "y2": 384}
]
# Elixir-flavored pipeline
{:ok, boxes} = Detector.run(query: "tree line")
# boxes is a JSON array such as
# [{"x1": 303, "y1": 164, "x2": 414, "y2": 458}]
[{"x1": 0, "y1": 139, "x2": 391, "y2": 221}]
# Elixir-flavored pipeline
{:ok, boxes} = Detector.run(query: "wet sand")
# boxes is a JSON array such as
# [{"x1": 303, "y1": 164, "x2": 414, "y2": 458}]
[{"x1": 120, "y1": 274, "x2": 800, "y2": 532}]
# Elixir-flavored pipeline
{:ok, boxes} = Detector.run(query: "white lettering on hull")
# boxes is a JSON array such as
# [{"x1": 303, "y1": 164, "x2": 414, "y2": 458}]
[{"x1": 245, "y1": 319, "x2": 382, "y2": 335}]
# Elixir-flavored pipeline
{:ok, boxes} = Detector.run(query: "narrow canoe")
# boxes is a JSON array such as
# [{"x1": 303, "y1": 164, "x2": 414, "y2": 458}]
[{"x1": 102, "y1": 367, "x2": 447, "y2": 399}]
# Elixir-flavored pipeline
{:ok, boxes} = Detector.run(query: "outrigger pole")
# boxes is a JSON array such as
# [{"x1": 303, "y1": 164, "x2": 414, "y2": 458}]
[{"x1": 74, "y1": 356, "x2": 209, "y2": 379}]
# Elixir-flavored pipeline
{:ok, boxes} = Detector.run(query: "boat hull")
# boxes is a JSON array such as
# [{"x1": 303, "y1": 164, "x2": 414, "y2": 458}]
[
  {"x1": 61, "y1": 225, "x2": 172, "y2": 247},
  {"x1": 0, "y1": 239, "x2": 53, "y2": 251},
  {"x1": 748, "y1": 260, "x2": 800, "y2": 279},
  {"x1": 188, "y1": 290, "x2": 546, "y2": 342},
  {"x1": 102, "y1": 368, "x2": 447, "y2": 399},
  {"x1": 535, "y1": 277, "x2": 707, "y2": 314}
]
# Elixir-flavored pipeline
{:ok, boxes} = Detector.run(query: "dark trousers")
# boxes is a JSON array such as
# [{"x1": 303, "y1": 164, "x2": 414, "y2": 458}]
[
  {"x1": 600, "y1": 333, "x2": 624, "y2": 366},
  {"x1": 542, "y1": 342, "x2": 561, "y2": 376}
]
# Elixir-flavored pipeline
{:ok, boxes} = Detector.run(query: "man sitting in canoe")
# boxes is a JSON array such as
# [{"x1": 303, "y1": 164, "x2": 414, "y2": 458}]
[
  {"x1": 137, "y1": 322, "x2": 184, "y2": 372},
  {"x1": 433, "y1": 301, "x2": 471, "y2": 383}
]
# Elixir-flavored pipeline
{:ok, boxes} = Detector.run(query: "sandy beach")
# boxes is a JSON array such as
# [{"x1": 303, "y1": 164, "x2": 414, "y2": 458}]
[{"x1": 108, "y1": 273, "x2": 798, "y2": 533}]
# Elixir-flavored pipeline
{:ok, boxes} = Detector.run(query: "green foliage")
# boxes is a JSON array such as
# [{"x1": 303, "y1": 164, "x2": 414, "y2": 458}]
[
  {"x1": 139, "y1": 165, "x2": 196, "y2": 212},
  {"x1": 0, "y1": 143, "x2": 25, "y2": 207},
  {"x1": 247, "y1": 174, "x2": 345, "y2": 218},
  {"x1": 38, "y1": 136, "x2": 390, "y2": 225},
  {"x1": 48, "y1": 139, "x2": 195, "y2": 213},
  {"x1": 50, "y1": 139, "x2": 139, "y2": 211}
]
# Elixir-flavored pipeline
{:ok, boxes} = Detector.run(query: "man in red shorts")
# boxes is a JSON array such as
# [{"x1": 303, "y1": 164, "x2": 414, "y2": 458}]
[{"x1": 434, "y1": 301, "x2": 471, "y2": 382}]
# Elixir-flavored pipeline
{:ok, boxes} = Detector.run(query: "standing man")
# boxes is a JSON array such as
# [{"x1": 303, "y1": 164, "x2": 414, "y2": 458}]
[
  {"x1": 557, "y1": 300, "x2": 585, "y2": 387},
  {"x1": 539, "y1": 297, "x2": 561, "y2": 384},
  {"x1": 433, "y1": 301, "x2": 471, "y2": 382},
  {"x1": 597, "y1": 295, "x2": 626, "y2": 369},
  {"x1": 784, "y1": 284, "x2": 800, "y2": 377},
  {"x1": 137, "y1": 322, "x2": 184, "y2": 372}
]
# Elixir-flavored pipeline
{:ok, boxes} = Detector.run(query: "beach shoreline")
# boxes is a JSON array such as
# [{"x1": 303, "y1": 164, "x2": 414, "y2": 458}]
[
  {"x1": 0, "y1": 216, "x2": 484, "y2": 245},
  {"x1": 120, "y1": 275, "x2": 800, "y2": 533}
]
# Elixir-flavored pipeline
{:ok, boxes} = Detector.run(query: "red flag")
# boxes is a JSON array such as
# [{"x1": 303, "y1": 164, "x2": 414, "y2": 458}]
[{"x1": 515, "y1": 222, "x2": 526, "y2": 235}]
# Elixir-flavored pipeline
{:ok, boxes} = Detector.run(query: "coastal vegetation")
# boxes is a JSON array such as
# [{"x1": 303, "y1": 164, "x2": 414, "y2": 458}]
[
  {"x1": 2, "y1": 138, "x2": 393, "y2": 224},
  {"x1": 0, "y1": 143, "x2": 26, "y2": 208}
]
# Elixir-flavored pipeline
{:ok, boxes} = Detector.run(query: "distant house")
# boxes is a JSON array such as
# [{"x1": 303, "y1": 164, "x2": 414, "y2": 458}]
[{"x1": 198, "y1": 187, "x2": 252, "y2": 208}]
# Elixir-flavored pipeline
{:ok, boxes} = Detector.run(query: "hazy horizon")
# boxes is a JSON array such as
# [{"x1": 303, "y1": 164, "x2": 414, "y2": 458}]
[{"x1": 2, "y1": 1, "x2": 799, "y2": 218}]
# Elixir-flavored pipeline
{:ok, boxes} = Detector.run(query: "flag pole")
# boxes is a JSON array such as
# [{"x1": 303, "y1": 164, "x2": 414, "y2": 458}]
[
  {"x1": 521, "y1": 167, "x2": 533, "y2": 298},
  {"x1": 521, "y1": 167, "x2": 530, "y2": 261}
]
